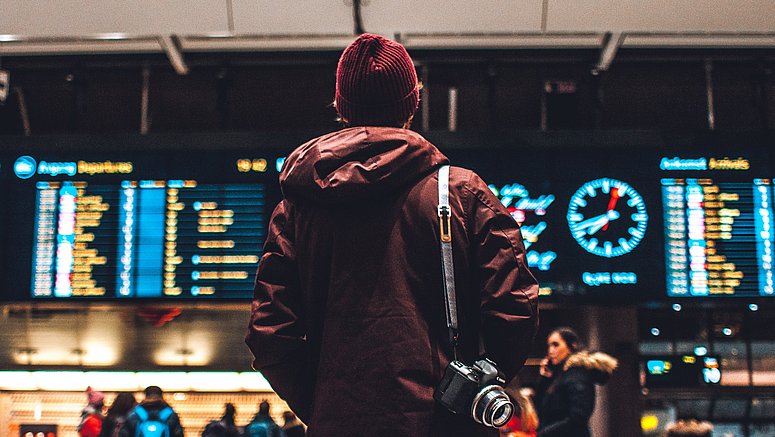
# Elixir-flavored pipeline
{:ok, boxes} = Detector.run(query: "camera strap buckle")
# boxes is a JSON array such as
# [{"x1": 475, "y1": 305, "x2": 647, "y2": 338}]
[{"x1": 438, "y1": 205, "x2": 452, "y2": 242}]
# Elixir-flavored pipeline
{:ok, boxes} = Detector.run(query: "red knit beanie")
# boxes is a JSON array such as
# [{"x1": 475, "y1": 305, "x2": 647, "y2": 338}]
[
  {"x1": 86, "y1": 386, "x2": 104, "y2": 406},
  {"x1": 335, "y1": 33, "x2": 419, "y2": 127}
]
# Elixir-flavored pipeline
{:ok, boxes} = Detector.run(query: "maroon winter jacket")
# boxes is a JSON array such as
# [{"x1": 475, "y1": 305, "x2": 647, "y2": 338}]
[{"x1": 246, "y1": 127, "x2": 538, "y2": 437}]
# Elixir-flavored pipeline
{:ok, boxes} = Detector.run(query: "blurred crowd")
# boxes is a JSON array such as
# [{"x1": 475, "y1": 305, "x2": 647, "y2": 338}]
[{"x1": 77, "y1": 386, "x2": 303, "y2": 437}]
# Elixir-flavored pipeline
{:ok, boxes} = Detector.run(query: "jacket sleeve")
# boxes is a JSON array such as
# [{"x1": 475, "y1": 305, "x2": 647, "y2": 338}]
[
  {"x1": 466, "y1": 172, "x2": 539, "y2": 380},
  {"x1": 537, "y1": 369, "x2": 596, "y2": 437},
  {"x1": 245, "y1": 200, "x2": 310, "y2": 421},
  {"x1": 168, "y1": 412, "x2": 184, "y2": 437}
]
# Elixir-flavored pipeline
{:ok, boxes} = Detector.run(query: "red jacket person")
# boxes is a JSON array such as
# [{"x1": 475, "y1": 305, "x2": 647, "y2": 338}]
[{"x1": 246, "y1": 33, "x2": 539, "y2": 437}]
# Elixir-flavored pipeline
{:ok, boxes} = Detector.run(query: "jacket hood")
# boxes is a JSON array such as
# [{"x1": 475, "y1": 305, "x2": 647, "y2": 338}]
[
  {"x1": 280, "y1": 127, "x2": 449, "y2": 204},
  {"x1": 563, "y1": 351, "x2": 618, "y2": 385}
]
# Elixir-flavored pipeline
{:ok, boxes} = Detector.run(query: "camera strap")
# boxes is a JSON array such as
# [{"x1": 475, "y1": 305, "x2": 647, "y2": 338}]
[{"x1": 437, "y1": 165, "x2": 460, "y2": 359}]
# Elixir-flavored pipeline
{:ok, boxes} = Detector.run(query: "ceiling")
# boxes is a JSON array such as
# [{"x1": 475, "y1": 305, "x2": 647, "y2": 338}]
[{"x1": 0, "y1": 0, "x2": 774, "y2": 58}]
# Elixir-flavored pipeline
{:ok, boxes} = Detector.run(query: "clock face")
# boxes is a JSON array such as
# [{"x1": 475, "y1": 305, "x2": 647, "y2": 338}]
[{"x1": 567, "y1": 178, "x2": 648, "y2": 258}]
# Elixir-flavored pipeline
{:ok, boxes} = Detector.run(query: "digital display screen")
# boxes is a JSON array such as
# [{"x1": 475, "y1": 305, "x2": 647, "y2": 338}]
[
  {"x1": 475, "y1": 145, "x2": 663, "y2": 301},
  {"x1": 643, "y1": 355, "x2": 721, "y2": 387},
  {"x1": 487, "y1": 178, "x2": 651, "y2": 299},
  {"x1": 659, "y1": 156, "x2": 774, "y2": 298},
  {"x1": 30, "y1": 180, "x2": 265, "y2": 298},
  {"x1": 475, "y1": 147, "x2": 772, "y2": 300},
  {"x1": 2, "y1": 145, "x2": 282, "y2": 300},
  {"x1": 0, "y1": 133, "x2": 772, "y2": 301}
]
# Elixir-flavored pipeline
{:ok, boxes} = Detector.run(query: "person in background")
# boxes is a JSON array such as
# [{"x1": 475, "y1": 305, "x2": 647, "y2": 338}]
[
  {"x1": 501, "y1": 388, "x2": 538, "y2": 437},
  {"x1": 535, "y1": 327, "x2": 618, "y2": 437},
  {"x1": 99, "y1": 392, "x2": 137, "y2": 437},
  {"x1": 120, "y1": 386, "x2": 184, "y2": 437},
  {"x1": 78, "y1": 386, "x2": 105, "y2": 437},
  {"x1": 245, "y1": 401, "x2": 284, "y2": 437},
  {"x1": 245, "y1": 32, "x2": 538, "y2": 437},
  {"x1": 663, "y1": 419, "x2": 713, "y2": 437},
  {"x1": 202, "y1": 403, "x2": 242, "y2": 437},
  {"x1": 281, "y1": 411, "x2": 305, "y2": 437}
]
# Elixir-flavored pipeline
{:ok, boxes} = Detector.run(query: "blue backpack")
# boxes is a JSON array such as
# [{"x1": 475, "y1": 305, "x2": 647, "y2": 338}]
[
  {"x1": 134, "y1": 405, "x2": 173, "y2": 437},
  {"x1": 245, "y1": 421, "x2": 271, "y2": 437}
]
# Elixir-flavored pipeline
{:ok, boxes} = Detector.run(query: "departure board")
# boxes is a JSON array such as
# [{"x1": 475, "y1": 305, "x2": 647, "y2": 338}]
[
  {"x1": 1, "y1": 146, "x2": 280, "y2": 300},
  {"x1": 30, "y1": 180, "x2": 265, "y2": 298}
]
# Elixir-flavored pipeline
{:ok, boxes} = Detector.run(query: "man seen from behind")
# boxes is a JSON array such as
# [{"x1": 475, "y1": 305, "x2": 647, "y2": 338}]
[
  {"x1": 120, "y1": 385, "x2": 184, "y2": 437},
  {"x1": 246, "y1": 33, "x2": 539, "y2": 437}
]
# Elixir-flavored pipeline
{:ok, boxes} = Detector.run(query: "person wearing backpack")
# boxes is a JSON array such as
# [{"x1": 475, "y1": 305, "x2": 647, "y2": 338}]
[
  {"x1": 99, "y1": 392, "x2": 137, "y2": 437},
  {"x1": 245, "y1": 401, "x2": 285, "y2": 437},
  {"x1": 120, "y1": 386, "x2": 184, "y2": 437},
  {"x1": 202, "y1": 403, "x2": 242, "y2": 437}
]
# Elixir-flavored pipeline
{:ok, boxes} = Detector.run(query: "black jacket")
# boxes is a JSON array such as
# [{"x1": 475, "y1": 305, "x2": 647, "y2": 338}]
[
  {"x1": 99, "y1": 415, "x2": 127, "y2": 437},
  {"x1": 536, "y1": 352, "x2": 617, "y2": 437},
  {"x1": 119, "y1": 399, "x2": 184, "y2": 437}
]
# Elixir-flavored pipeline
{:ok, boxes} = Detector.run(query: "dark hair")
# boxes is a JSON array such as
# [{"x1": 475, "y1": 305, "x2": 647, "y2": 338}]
[
  {"x1": 222, "y1": 403, "x2": 236, "y2": 425},
  {"x1": 550, "y1": 326, "x2": 583, "y2": 353},
  {"x1": 106, "y1": 393, "x2": 137, "y2": 417},
  {"x1": 259, "y1": 400, "x2": 270, "y2": 414},
  {"x1": 144, "y1": 385, "x2": 163, "y2": 398}
]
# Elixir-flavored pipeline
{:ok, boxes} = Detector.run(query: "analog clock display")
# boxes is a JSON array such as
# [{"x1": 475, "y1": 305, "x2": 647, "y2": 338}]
[{"x1": 567, "y1": 178, "x2": 648, "y2": 258}]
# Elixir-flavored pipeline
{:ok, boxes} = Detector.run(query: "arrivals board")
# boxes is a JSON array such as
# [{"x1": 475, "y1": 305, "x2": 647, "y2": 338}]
[{"x1": 659, "y1": 157, "x2": 774, "y2": 297}]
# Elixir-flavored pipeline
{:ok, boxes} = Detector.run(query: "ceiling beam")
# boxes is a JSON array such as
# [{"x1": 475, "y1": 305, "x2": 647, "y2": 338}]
[
  {"x1": 158, "y1": 35, "x2": 189, "y2": 75},
  {"x1": 594, "y1": 32, "x2": 625, "y2": 73}
]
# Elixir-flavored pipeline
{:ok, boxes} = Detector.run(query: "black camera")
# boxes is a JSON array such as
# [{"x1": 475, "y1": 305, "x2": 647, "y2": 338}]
[{"x1": 433, "y1": 358, "x2": 514, "y2": 428}]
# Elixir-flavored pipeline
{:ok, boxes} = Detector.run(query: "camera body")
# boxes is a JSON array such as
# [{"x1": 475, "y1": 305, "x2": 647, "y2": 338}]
[{"x1": 434, "y1": 358, "x2": 514, "y2": 428}]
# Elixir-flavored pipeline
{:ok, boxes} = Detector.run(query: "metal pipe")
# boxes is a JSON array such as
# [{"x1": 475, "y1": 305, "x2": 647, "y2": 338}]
[
  {"x1": 540, "y1": 0, "x2": 549, "y2": 33},
  {"x1": 158, "y1": 35, "x2": 189, "y2": 75},
  {"x1": 448, "y1": 86, "x2": 458, "y2": 132},
  {"x1": 705, "y1": 59, "x2": 715, "y2": 130},
  {"x1": 540, "y1": 84, "x2": 548, "y2": 131},
  {"x1": 14, "y1": 87, "x2": 31, "y2": 136},
  {"x1": 226, "y1": 0, "x2": 235, "y2": 34},
  {"x1": 140, "y1": 66, "x2": 150, "y2": 135},
  {"x1": 420, "y1": 64, "x2": 430, "y2": 132}
]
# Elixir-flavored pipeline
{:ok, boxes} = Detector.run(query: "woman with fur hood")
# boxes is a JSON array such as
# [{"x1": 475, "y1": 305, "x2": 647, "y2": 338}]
[{"x1": 535, "y1": 327, "x2": 618, "y2": 437}]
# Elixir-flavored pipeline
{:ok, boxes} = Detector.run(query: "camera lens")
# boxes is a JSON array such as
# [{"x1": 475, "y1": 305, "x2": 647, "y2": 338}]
[
  {"x1": 471, "y1": 385, "x2": 514, "y2": 428},
  {"x1": 488, "y1": 398, "x2": 514, "y2": 428}
]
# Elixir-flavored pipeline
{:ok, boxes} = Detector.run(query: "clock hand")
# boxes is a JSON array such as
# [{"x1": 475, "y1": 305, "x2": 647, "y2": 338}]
[
  {"x1": 602, "y1": 188, "x2": 620, "y2": 231},
  {"x1": 575, "y1": 213, "x2": 610, "y2": 232},
  {"x1": 587, "y1": 218, "x2": 608, "y2": 235},
  {"x1": 587, "y1": 210, "x2": 621, "y2": 235}
]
